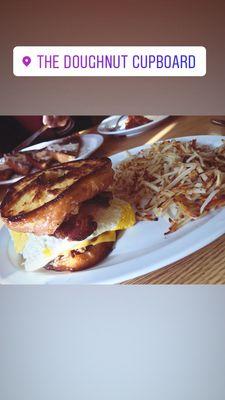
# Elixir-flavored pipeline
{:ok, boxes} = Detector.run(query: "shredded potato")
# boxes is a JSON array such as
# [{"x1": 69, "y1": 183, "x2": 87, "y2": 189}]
[{"x1": 113, "y1": 139, "x2": 225, "y2": 234}]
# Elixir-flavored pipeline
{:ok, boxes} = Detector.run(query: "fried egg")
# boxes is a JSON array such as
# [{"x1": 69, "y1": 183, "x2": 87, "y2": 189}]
[{"x1": 9, "y1": 198, "x2": 135, "y2": 272}]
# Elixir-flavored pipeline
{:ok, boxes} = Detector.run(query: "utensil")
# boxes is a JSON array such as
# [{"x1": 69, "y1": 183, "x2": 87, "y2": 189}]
[
  {"x1": 13, "y1": 118, "x2": 76, "y2": 152},
  {"x1": 211, "y1": 119, "x2": 225, "y2": 127},
  {"x1": 13, "y1": 124, "x2": 48, "y2": 152},
  {"x1": 107, "y1": 115, "x2": 125, "y2": 131}
]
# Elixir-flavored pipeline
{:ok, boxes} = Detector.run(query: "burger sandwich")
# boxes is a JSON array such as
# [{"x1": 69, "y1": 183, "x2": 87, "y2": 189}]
[{"x1": 0, "y1": 158, "x2": 135, "y2": 272}]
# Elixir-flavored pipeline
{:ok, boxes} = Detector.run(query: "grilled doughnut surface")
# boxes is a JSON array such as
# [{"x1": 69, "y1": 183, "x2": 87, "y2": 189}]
[
  {"x1": 45, "y1": 241, "x2": 114, "y2": 272},
  {"x1": 1, "y1": 158, "x2": 113, "y2": 235}
]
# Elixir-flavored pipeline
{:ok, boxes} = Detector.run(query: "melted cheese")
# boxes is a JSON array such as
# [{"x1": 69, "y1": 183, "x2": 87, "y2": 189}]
[
  {"x1": 41, "y1": 231, "x2": 116, "y2": 258},
  {"x1": 10, "y1": 231, "x2": 28, "y2": 253}
]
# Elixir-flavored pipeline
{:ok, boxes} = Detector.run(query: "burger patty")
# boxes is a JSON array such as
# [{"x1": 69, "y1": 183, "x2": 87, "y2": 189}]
[{"x1": 53, "y1": 191, "x2": 112, "y2": 241}]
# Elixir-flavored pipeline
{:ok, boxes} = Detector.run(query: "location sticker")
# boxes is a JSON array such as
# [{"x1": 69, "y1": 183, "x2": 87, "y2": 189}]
[
  {"x1": 13, "y1": 46, "x2": 206, "y2": 76},
  {"x1": 22, "y1": 56, "x2": 31, "y2": 67}
]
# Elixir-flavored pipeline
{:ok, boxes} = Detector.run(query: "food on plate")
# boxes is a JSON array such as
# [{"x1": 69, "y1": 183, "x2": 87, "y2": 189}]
[
  {"x1": 4, "y1": 152, "x2": 33, "y2": 176},
  {"x1": 1, "y1": 158, "x2": 113, "y2": 235},
  {"x1": 47, "y1": 133, "x2": 81, "y2": 162},
  {"x1": 0, "y1": 133, "x2": 81, "y2": 182},
  {"x1": 25, "y1": 149, "x2": 57, "y2": 170},
  {"x1": 0, "y1": 164, "x2": 14, "y2": 181},
  {"x1": 113, "y1": 139, "x2": 225, "y2": 233},
  {"x1": 125, "y1": 115, "x2": 152, "y2": 129},
  {"x1": 1, "y1": 158, "x2": 135, "y2": 272},
  {"x1": 2, "y1": 149, "x2": 54, "y2": 177}
]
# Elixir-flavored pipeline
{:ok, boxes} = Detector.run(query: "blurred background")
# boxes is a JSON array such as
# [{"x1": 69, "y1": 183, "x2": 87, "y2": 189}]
[{"x1": 0, "y1": 116, "x2": 105, "y2": 154}]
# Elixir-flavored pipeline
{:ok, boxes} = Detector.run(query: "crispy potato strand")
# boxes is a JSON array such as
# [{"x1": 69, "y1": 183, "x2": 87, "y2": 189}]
[{"x1": 113, "y1": 140, "x2": 225, "y2": 233}]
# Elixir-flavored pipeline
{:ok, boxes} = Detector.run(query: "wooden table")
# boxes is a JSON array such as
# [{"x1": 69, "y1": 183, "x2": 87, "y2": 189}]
[{"x1": 1, "y1": 116, "x2": 225, "y2": 284}]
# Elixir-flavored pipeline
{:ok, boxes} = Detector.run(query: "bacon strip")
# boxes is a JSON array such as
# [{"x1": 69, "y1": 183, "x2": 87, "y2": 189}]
[{"x1": 54, "y1": 214, "x2": 97, "y2": 241}]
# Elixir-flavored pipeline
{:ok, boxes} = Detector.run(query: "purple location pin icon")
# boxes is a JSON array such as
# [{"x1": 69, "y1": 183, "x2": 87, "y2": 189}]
[{"x1": 22, "y1": 56, "x2": 31, "y2": 67}]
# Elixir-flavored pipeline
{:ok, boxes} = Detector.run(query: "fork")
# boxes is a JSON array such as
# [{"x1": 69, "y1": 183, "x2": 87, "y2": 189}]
[{"x1": 13, "y1": 124, "x2": 49, "y2": 152}]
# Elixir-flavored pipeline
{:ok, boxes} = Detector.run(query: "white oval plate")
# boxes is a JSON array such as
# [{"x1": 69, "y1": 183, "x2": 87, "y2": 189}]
[
  {"x1": 1, "y1": 135, "x2": 225, "y2": 285},
  {"x1": 0, "y1": 133, "x2": 104, "y2": 186},
  {"x1": 97, "y1": 115, "x2": 169, "y2": 136}
]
